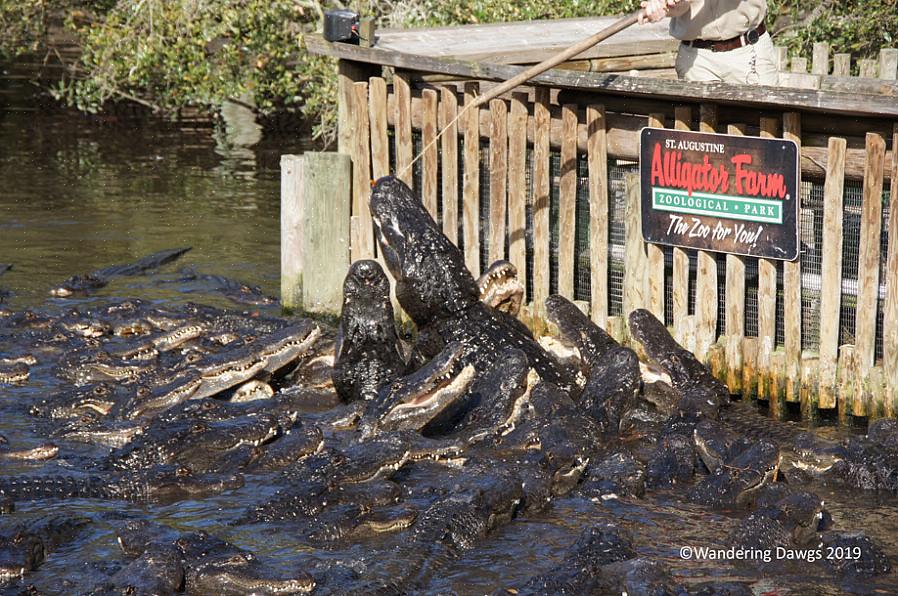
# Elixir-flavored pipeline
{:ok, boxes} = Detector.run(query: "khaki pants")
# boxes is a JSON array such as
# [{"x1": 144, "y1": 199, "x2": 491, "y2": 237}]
[{"x1": 675, "y1": 31, "x2": 778, "y2": 86}]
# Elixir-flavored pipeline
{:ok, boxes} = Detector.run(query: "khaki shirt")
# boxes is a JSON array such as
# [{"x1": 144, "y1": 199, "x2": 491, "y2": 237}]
[{"x1": 669, "y1": 0, "x2": 766, "y2": 41}]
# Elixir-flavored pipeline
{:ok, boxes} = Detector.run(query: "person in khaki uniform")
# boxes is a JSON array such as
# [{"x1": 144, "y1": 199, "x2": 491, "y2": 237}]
[{"x1": 639, "y1": 0, "x2": 778, "y2": 85}]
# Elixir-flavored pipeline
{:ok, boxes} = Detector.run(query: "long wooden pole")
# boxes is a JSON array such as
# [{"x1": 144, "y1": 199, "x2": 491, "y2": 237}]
[{"x1": 397, "y1": 10, "x2": 642, "y2": 180}]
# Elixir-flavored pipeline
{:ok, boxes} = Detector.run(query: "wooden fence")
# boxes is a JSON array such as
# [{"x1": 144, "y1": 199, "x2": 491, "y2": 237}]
[{"x1": 305, "y1": 32, "x2": 898, "y2": 420}]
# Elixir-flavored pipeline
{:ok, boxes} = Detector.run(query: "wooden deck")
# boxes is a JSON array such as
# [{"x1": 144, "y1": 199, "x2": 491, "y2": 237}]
[{"x1": 372, "y1": 16, "x2": 677, "y2": 64}]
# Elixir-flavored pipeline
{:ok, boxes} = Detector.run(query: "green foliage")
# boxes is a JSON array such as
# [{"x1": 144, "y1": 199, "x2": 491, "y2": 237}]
[
  {"x1": 3, "y1": 0, "x2": 898, "y2": 140},
  {"x1": 771, "y1": 0, "x2": 898, "y2": 73}
]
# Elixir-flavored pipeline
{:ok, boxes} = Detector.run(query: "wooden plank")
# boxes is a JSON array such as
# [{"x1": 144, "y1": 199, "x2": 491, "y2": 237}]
[
  {"x1": 757, "y1": 117, "x2": 779, "y2": 407},
  {"x1": 782, "y1": 112, "x2": 802, "y2": 403},
  {"x1": 694, "y1": 104, "x2": 718, "y2": 363},
  {"x1": 838, "y1": 345, "x2": 857, "y2": 418},
  {"x1": 280, "y1": 155, "x2": 304, "y2": 310},
  {"x1": 508, "y1": 92, "x2": 528, "y2": 294},
  {"x1": 301, "y1": 152, "x2": 352, "y2": 314},
  {"x1": 421, "y1": 89, "x2": 439, "y2": 219},
  {"x1": 778, "y1": 72, "x2": 821, "y2": 90},
  {"x1": 885, "y1": 124, "x2": 898, "y2": 416},
  {"x1": 559, "y1": 103, "x2": 578, "y2": 299},
  {"x1": 818, "y1": 137, "x2": 847, "y2": 410},
  {"x1": 774, "y1": 46, "x2": 788, "y2": 72},
  {"x1": 799, "y1": 356, "x2": 819, "y2": 419},
  {"x1": 394, "y1": 90, "x2": 895, "y2": 184},
  {"x1": 352, "y1": 82, "x2": 374, "y2": 260},
  {"x1": 812, "y1": 43, "x2": 830, "y2": 75},
  {"x1": 833, "y1": 54, "x2": 851, "y2": 77},
  {"x1": 881, "y1": 48, "x2": 898, "y2": 81},
  {"x1": 462, "y1": 82, "x2": 481, "y2": 276},
  {"x1": 337, "y1": 61, "x2": 366, "y2": 157},
  {"x1": 645, "y1": 113, "x2": 665, "y2": 322},
  {"x1": 308, "y1": 37, "x2": 898, "y2": 119},
  {"x1": 672, "y1": 106, "x2": 691, "y2": 344},
  {"x1": 440, "y1": 86, "x2": 459, "y2": 244},
  {"x1": 372, "y1": 16, "x2": 676, "y2": 64},
  {"x1": 369, "y1": 77, "x2": 390, "y2": 181},
  {"x1": 859, "y1": 59, "x2": 878, "y2": 78},
  {"x1": 742, "y1": 337, "x2": 758, "y2": 399},
  {"x1": 532, "y1": 87, "x2": 551, "y2": 313},
  {"x1": 488, "y1": 98, "x2": 508, "y2": 263},
  {"x1": 725, "y1": 123, "x2": 747, "y2": 394},
  {"x1": 791, "y1": 57, "x2": 808, "y2": 74},
  {"x1": 588, "y1": 104, "x2": 609, "y2": 326},
  {"x1": 623, "y1": 170, "x2": 647, "y2": 321},
  {"x1": 854, "y1": 132, "x2": 886, "y2": 415},
  {"x1": 394, "y1": 72, "x2": 414, "y2": 188}
]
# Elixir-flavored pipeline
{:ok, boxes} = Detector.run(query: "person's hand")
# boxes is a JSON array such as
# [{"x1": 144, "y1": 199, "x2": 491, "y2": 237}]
[{"x1": 638, "y1": 0, "x2": 685, "y2": 24}]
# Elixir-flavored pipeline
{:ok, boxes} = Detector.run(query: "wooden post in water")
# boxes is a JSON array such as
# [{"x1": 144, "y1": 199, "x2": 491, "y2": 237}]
[
  {"x1": 725, "y1": 124, "x2": 747, "y2": 394},
  {"x1": 280, "y1": 152, "x2": 351, "y2": 315},
  {"x1": 280, "y1": 155, "x2": 304, "y2": 311}
]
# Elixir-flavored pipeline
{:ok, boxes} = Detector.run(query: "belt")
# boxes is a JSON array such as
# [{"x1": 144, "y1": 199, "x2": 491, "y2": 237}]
[{"x1": 684, "y1": 20, "x2": 766, "y2": 52}]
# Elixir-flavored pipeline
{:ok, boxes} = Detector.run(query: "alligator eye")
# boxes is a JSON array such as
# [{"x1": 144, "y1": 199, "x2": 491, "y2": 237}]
[
  {"x1": 176, "y1": 467, "x2": 191, "y2": 477},
  {"x1": 192, "y1": 423, "x2": 206, "y2": 432},
  {"x1": 137, "y1": 387, "x2": 150, "y2": 397}
]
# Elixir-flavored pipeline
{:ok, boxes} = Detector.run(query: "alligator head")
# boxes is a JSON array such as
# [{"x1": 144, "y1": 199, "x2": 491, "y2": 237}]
[
  {"x1": 478, "y1": 260, "x2": 524, "y2": 316},
  {"x1": 369, "y1": 176, "x2": 480, "y2": 325},
  {"x1": 333, "y1": 259, "x2": 406, "y2": 402},
  {"x1": 374, "y1": 342, "x2": 476, "y2": 434}
]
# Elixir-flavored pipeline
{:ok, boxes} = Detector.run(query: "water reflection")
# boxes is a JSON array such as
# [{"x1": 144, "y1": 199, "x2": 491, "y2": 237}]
[{"x1": 0, "y1": 95, "x2": 314, "y2": 307}]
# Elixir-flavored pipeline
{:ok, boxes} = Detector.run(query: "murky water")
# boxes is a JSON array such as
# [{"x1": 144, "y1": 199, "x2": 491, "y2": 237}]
[{"x1": 2, "y1": 88, "x2": 898, "y2": 595}]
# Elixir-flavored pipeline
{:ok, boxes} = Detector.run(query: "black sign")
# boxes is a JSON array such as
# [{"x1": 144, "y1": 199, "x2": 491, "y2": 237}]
[{"x1": 639, "y1": 128, "x2": 800, "y2": 261}]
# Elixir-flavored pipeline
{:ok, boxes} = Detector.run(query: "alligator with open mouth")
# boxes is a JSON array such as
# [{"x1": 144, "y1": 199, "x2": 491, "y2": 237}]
[{"x1": 369, "y1": 176, "x2": 575, "y2": 392}]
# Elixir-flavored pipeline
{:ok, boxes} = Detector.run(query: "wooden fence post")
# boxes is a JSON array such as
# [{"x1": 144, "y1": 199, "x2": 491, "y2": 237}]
[
  {"x1": 463, "y1": 82, "x2": 482, "y2": 277},
  {"x1": 783, "y1": 112, "x2": 803, "y2": 404},
  {"x1": 695, "y1": 104, "x2": 719, "y2": 363},
  {"x1": 819, "y1": 137, "x2": 847, "y2": 411},
  {"x1": 854, "y1": 132, "x2": 886, "y2": 416},
  {"x1": 394, "y1": 72, "x2": 414, "y2": 189},
  {"x1": 881, "y1": 49, "x2": 898, "y2": 80},
  {"x1": 440, "y1": 86, "x2": 460, "y2": 244},
  {"x1": 758, "y1": 117, "x2": 780, "y2": 414},
  {"x1": 299, "y1": 152, "x2": 352, "y2": 314},
  {"x1": 833, "y1": 54, "x2": 851, "y2": 77},
  {"x1": 623, "y1": 171, "x2": 647, "y2": 329},
  {"x1": 725, "y1": 123, "x2": 747, "y2": 394},
  {"x1": 672, "y1": 106, "x2": 692, "y2": 346},
  {"x1": 280, "y1": 155, "x2": 304, "y2": 311},
  {"x1": 489, "y1": 98, "x2": 508, "y2": 263},
  {"x1": 351, "y1": 81, "x2": 374, "y2": 260},
  {"x1": 587, "y1": 104, "x2": 609, "y2": 326},
  {"x1": 812, "y1": 43, "x2": 830, "y2": 75},
  {"x1": 422, "y1": 89, "x2": 439, "y2": 219},
  {"x1": 508, "y1": 92, "x2": 529, "y2": 297},
  {"x1": 559, "y1": 103, "x2": 578, "y2": 299},
  {"x1": 645, "y1": 113, "x2": 666, "y2": 323},
  {"x1": 885, "y1": 123, "x2": 898, "y2": 417},
  {"x1": 532, "y1": 87, "x2": 551, "y2": 315}
]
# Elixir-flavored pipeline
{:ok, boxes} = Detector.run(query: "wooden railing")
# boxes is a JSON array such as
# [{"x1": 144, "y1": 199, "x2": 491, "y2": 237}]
[{"x1": 306, "y1": 33, "x2": 898, "y2": 420}]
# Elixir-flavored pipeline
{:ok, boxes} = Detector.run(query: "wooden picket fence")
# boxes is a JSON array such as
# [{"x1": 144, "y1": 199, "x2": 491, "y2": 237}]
[{"x1": 305, "y1": 29, "x2": 898, "y2": 420}]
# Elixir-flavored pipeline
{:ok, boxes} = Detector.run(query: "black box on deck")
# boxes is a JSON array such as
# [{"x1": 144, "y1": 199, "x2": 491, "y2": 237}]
[{"x1": 323, "y1": 10, "x2": 360, "y2": 44}]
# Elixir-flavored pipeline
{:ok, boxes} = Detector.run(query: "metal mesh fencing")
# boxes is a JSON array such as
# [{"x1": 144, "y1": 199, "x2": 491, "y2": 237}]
[{"x1": 401, "y1": 132, "x2": 887, "y2": 360}]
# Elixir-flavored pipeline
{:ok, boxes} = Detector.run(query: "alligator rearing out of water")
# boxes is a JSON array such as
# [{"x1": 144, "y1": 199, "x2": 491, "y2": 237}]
[{"x1": 369, "y1": 176, "x2": 574, "y2": 391}]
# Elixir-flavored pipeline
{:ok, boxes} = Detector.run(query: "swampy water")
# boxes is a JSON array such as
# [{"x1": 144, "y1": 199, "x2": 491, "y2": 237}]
[{"x1": 2, "y1": 91, "x2": 898, "y2": 595}]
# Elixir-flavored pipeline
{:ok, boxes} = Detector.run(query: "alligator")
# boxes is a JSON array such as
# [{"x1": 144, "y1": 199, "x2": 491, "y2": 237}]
[
  {"x1": 0, "y1": 465, "x2": 244, "y2": 506},
  {"x1": 161, "y1": 266, "x2": 279, "y2": 306},
  {"x1": 0, "y1": 515, "x2": 90, "y2": 584},
  {"x1": 688, "y1": 439, "x2": 780, "y2": 508},
  {"x1": 0, "y1": 435, "x2": 58, "y2": 462},
  {"x1": 514, "y1": 524, "x2": 637, "y2": 594},
  {"x1": 477, "y1": 259, "x2": 524, "y2": 316},
  {"x1": 332, "y1": 259, "x2": 406, "y2": 403},
  {"x1": 628, "y1": 308, "x2": 729, "y2": 409},
  {"x1": 50, "y1": 247, "x2": 192, "y2": 297},
  {"x1": 369, "y1": 176, "x2": 574, "y2": 391},
  {"x1": 106, "y1": 521, "x2": 315, "y2": 595}
]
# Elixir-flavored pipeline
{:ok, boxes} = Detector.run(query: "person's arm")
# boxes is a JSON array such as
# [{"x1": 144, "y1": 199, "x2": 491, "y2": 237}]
[{"x1": 638, "y1": 0, "x2": 690, "y2": 24}]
